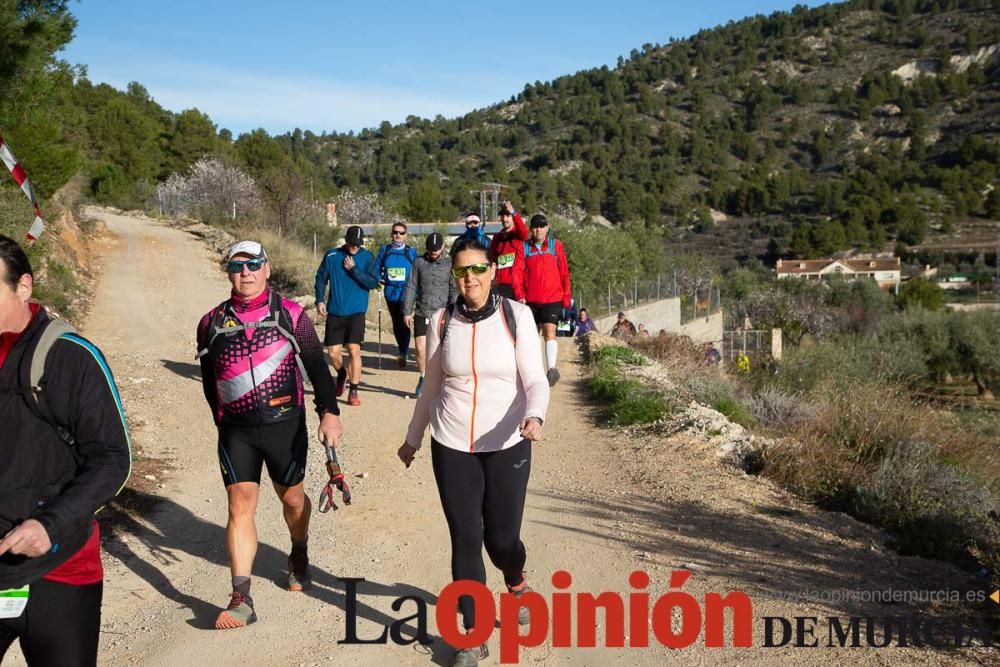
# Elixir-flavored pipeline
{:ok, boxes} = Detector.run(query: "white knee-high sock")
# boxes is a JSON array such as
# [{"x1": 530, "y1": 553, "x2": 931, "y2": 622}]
[{"x1": 545, "y1": 340, "x2": 558, "y2": 369}]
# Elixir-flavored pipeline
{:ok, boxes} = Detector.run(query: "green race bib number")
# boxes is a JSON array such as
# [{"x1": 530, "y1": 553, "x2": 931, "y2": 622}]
[
  {"x1": 386, "y1": 267, "x2": 407, "y2": 282},
  {"x1": 0, "y1": 586, "x2": 28, "y2": 619},
  {"x1": 497, "y1": 253, "x2": 515, "y2": 269}
]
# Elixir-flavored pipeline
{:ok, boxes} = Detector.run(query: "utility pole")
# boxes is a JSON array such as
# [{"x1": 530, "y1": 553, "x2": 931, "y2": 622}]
[{"x1": 468, "y1": 182, "x2": 509, "y2": 223}]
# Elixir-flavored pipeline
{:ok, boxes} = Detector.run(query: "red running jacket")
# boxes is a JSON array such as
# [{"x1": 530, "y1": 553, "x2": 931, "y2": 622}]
[
  {"x1": 488, "y1": 212, "x2": 528, "y2": 287},
  {"x1": 512, "y1": 236, "x2": 571, "y2": 308}
]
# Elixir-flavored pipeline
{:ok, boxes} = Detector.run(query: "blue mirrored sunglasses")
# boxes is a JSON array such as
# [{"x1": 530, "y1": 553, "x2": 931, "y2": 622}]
[{"x1": 227, "y1": 258, "x2": 266, "y2": 273}]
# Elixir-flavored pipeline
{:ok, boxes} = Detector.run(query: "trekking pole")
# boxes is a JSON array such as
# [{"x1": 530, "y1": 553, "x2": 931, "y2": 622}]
[
  {"x1": 318, "y1": 437, "x2": 352, "y2": 513},
  {"x1": 377, "y1": 288, "x2": 383, "y2": 370}
]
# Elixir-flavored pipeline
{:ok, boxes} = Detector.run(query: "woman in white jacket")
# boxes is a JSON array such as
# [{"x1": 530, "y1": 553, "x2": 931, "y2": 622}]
[{"x1": 398, "y1": 237, "x2": 550, "y2": 666}]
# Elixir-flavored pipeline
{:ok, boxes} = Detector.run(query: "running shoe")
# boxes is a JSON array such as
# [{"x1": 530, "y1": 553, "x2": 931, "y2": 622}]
[
  {"x1": 397, "y1": 354, "x2": 407, "y2": 369},
  {"x1": 414, "y1": 376, "x2": 424, "y2": 398},
  {"x1": 348, "y1": 388, "x2": 361, "y2": 407},
  {"x1": 508, "y1": 580, "x2": 534, "y2": 625},
  {"x1": 335, "y1": 368, "x2": 348, "y2": 397},
  {"x1": 450, "y1": 642, "x2": 488, "y2": 666},
  {"x1": 546, "y1": 367, "x2": 560, "y2": 387},
  {"x1": 215, "y1": 591, "x2": 256, "y2": 629},
  {"x1": 287, "y1": 551, "x2": 310, "y2": 592}
]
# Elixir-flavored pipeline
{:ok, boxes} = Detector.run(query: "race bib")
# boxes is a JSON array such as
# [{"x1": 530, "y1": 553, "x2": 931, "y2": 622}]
[
  {"x1": 0, "y1": 586, "x2": 28, "y2": 619},
  {"x1": 497, "y1": 252, "x2": 515, "y2": 269},
  {"x1": 386, "y1": 267, "x2": 407, "y2": 282}
]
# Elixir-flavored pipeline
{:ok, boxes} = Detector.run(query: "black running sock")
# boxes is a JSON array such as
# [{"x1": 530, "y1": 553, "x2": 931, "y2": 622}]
[
  {"x1": 233, "y1": 576, "x2": 251, "y2": 596},
  {"x1": 291, "y1": 537, "x2": 308, "y2": 554},
  {"x1": 349, "y1": 383, "x2": 359, "y2": 391}
]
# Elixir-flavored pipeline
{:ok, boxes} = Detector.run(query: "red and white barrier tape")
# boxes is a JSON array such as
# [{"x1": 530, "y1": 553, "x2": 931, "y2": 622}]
[{"x1": 0, "y1": 132, "x2": 45, "y2": 240}]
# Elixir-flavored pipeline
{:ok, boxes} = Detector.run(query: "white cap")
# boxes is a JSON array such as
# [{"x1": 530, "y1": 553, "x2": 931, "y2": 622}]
[
  {"x1": 227, "y1": 240, "x2": 267, "y2": 261},
  {"x1": 466, "y1": 214, "x2": 481, "y2": 224}
]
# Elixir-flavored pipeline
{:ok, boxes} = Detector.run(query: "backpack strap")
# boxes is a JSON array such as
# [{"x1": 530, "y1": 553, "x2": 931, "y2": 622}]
[
  {"x1": 438, "y1": 304, "x2": 454, "y2": 345},
  {"x1": 523, "y1": 237, "x2": 560, "y2": 271},
  {"x1": 269, "y1": 291, "x2": 310, "y2": 385},
  {"x1": 25, "y1": 316, "x2": 78, "y2": 446},
  {"x1": 195, "y1": 299, "x2": 237, "y2": 360},
  {"x1": 499, "y1": 298, "x2": 517, "y2": 345},
  {"x1": 438, "y1": 300, "x2": 518, "y2": 347}
]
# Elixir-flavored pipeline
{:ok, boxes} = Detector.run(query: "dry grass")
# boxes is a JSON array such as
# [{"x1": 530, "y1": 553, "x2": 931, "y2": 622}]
[
  {"x1": 238, "y1": 225, "x2": 318, "y2": 297},
  {"x1": 762, "y1": 377, "x2": 1000, "y2": 574}
]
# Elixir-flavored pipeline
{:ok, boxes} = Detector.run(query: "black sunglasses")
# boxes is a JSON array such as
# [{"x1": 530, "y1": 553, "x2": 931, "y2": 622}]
[
  {"x1": 227, "y1": 258, "x2": 266, "y2": 273},
  {"x1": 392, "y1": 229, "x2": 407, "y2": 236}
]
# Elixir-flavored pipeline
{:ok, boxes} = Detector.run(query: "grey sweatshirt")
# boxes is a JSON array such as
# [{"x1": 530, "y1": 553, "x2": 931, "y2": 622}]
[{"x1": 404, "y1": 254, "x2": 456, "y2": 319}]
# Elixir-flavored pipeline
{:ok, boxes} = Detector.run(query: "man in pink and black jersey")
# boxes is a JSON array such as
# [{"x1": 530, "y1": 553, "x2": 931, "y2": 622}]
[{"x1": 197, "y1": 241, "x2": 343, "y2": 629}]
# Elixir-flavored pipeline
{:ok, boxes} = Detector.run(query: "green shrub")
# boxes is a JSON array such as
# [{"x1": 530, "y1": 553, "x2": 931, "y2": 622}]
[
  {"x1": 592, "y1": 345, "x2": 646, "y2": 366},
  {"x1": 712, "y1": 395, "x2": 755, "y2": 428},
  {"x1": 589, "y1": 357, "x2": 671, "y2": 426},
  {"x1": 610, "y1": 390, "x2": 670, "y2": 426}
]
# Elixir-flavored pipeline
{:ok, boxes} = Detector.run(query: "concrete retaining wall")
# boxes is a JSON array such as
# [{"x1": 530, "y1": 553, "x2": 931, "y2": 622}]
[
  {"x1": 678, "y1": 311, "x2": 724, "y2": 346},
  {"x1": 592, "y1": 298, "x2": 681, "y2": 335}
]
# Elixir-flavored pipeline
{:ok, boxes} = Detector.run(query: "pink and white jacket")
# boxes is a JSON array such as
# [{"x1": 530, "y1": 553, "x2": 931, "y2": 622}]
[{"x1": 405, "y1": 300, "x2": 550, "y2": 453}]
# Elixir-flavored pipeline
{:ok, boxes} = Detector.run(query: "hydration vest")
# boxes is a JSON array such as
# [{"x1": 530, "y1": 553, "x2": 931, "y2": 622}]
[
  {"x1": 523, "y1": 237, "x2": 561, "y2": 270},
  {"x1": 196, "y1": 291, "x2": 309, "y2": 423}
]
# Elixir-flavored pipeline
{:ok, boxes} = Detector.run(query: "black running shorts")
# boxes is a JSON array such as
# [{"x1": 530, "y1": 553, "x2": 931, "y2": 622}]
[
  {"x1": 324, "y1": 313, "x2": 366, "y2": 346},
  {"x1": 413, "y1": 314, "x2": 431, "y2": 338},
  {"x1": 217, "y1": 416, "x2": 308, "y2": 487},
  {"x1": 527, "y1": 301, "x2": 562, "y2": 326}
]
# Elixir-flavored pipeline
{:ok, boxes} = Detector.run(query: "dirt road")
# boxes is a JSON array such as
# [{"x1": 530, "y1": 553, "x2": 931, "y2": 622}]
[{"x1": 9, "y1": 210, "x2": 991, "y2": 666}]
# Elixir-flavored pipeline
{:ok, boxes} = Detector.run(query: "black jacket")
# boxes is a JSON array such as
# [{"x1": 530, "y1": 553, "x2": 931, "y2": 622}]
[{"x1": 0, "y1": 311, "x2": 131, "y2": 588}]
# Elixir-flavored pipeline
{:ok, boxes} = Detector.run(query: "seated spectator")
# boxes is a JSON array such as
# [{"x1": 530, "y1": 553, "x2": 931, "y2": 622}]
[
  {"x1": 575, "y1": 308, "x2": 594, "y2": 338},
  {"x1": 703, "y1": 342, "x2": 721, "y2": 365},
  {"x1": 610, "y1": 311, "x2": 637, "y2": 340}
]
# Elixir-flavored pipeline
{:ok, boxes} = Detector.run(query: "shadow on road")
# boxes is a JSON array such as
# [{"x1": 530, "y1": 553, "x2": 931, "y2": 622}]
[
  {"x1": 525, "y1": 482, "x2": 990, "y2": 626},
  {"x1": 160, "y1": 359, "x2": 202, "y2": 382},
  {"x1": 102, "y1": 488, "x2": 454, "y2": 664}
]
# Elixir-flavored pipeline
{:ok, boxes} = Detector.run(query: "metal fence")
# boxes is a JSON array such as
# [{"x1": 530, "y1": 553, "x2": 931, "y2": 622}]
[
  {"x1": 575, "y1": 275, "x2": 721, "y2": 322},
  {"x1": 722, "y1": 329, "x2": 774, "y2": 363}
]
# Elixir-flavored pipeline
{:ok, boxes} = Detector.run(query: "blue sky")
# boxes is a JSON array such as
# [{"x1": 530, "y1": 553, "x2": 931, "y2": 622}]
[{"x1": 62, "y1": 0, "x2": 829, "y2": 136}]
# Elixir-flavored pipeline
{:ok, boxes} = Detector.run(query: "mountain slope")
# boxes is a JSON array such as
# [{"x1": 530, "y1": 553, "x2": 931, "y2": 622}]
[{"x1": 300, "y1": 0, "x2": 1000, "y2": 259}]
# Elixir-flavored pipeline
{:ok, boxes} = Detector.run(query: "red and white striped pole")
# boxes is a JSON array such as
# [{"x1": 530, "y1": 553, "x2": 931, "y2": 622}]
[{"x1": 0, "y1": 132, "x2": 46, "y2": 240}]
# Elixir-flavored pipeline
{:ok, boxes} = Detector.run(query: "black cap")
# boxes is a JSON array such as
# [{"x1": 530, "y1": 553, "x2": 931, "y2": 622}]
[
  {"x1": 529, "y1": 214, "x2": 548, "y2": 228},
  {"x1": 426, "y1": 232, "x2": 444, "y2": 251},
  {"x1": 345, "y1": 225, "x2": 364, "y2": 246}
]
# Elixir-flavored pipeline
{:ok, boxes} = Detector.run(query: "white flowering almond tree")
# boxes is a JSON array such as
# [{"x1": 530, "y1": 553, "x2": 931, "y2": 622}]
[{"x1": 158, "y1": 157, "x2": 262, "y2": 222}]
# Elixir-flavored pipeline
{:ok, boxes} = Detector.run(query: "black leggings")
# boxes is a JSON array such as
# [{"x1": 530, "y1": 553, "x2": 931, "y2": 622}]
[
  {"x1": 386, "y1": 300, "x2": 411, "y2": 356},
  {"x1": 0, "y1": 578, "x2": 102, "y2": 666},
  {"x1": 431, "y1": 438, "x2": 531, "y2": 630}
]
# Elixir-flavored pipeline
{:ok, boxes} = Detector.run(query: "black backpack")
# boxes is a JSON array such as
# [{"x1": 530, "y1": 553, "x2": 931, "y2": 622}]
[{"x1": 438, "y1": 297, "x2": 518, "y2": 346}]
